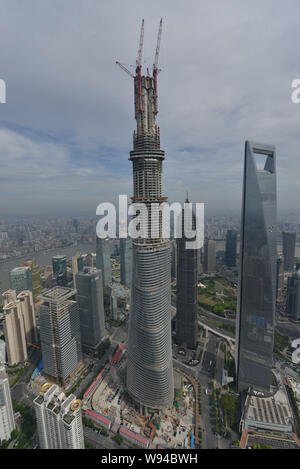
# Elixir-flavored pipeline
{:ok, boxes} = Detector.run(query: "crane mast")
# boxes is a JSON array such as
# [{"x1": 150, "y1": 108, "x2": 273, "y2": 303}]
[{"x1": 116, "y1": 19, "x2": 163, "y2": 141}]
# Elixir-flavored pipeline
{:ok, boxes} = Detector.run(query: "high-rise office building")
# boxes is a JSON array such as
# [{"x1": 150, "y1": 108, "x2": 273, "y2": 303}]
[
  {"x1": 2, "y1": 290, "x2": 17, "y2": 306},
  {"x1": 175, "y1": 201, "x2": 198, "y2": 349},
  {"x1": 77, "y1": 255, "x2": 84, "y2": 272},
  {"x1": 0, "y1": 340, "x2": 16, "y2": 443},
  {"x1": 120, "y1": 238, "x2": 132, "y2": 289},
  {"x1": 125, "y1": 20, "x2": 174, "y2": 413},
  {"x1": 225, "y1": 230, "x2": 237, "y2": 268},
  {"x1": 9, "y1": 266, "x2": 32, "y2": 296},
  {"x1": 73, "y1": 219, "x2": 79, "y2": 234},
  {"x1": 276, "y1": 256, "x2": 284, "y2": 300},
  {"x1": 17, "y1": 290, "x2": 37, "y2": 345},
  {"x1": 236, "y1": 141, "x2": 277, "y2": 393},
  {"x1": 34, "y1": 383, "x2": 84, "y2": 449},
  {"x1": 76, "y1": 267, "x2": 106, "y2": 350},
  {"x1": 71, "y1": 254, "x2": 84, "y2": 290},
  {"x1": 286, "y1": 270, "x2": 300, "y2": 321},
  {"x1": 39, "y1": 287, "x2": 82, "y2": 387},
  {"x1": 282, "y1": 231, "x2": 296, "y2": 272},
  {"x1": 171, "y1": 240, "x2": 177, "y2": 282},
  {"x1": 52, "y1": 255, "x2": 68, "y2": 287},
  {"x1": 20, "y1": 260, "x2": 41, "y2": 302},
  {"x1": 113, "y1": 242, "x2": 120, "y2": 258},
  {"x1": 96, "y1": 237, "x2": 112, "y2": 288},
  {"x1": 203, "y1": 239, "x2": 216, "y2": 273},
  {"x1": 3, "y1": 299, "x2": 28, "y2": 365},
  {"x1": 72, "y1": 256, "x2": 79, "y2": 290},
  {"x1": 105, "y1": 283, "x2": 130, "y2": 322},
  {"x1": 85, "y1": 253, "x2": 93, "y2": 267}
]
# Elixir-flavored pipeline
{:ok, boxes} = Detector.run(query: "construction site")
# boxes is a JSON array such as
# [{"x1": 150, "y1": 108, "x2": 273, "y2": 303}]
[
  {"x1": 82, "y1": 344, "x2": 196, "y2": 449},
  {"x1": 30, "y1": 356, "x2": 92, "y2": 395}
]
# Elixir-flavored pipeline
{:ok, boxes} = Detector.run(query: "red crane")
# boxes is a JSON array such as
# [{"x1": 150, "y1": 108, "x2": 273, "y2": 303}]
[{"x1": 116, "y1": 19, "x2": 162, "y2": 115}]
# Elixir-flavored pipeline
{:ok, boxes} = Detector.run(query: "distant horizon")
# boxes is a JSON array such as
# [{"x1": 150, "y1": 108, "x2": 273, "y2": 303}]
[
  {"x1": 1, "y1": 2, "x2": 300, "y2": 217},
  {"x1": 1, "y1": 208, "x2": 300, "y2": 221}
]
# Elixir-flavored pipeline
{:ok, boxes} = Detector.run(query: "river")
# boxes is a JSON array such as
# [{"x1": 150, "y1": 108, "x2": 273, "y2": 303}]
[
  {"x1": 0, "y1": 243, "x2": 95, "y2": 295},
  {"x1": 1, "y1": 240, "x2": 300, "y2": 296}
]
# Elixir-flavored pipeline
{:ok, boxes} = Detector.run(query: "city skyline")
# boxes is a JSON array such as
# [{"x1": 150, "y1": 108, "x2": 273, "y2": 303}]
[
  {"x1": 1, "y1": 3, "x2": 300, "y2": 453},
  {"x1": 0, "y1": 1, "x2": 300, "y2": 215}
]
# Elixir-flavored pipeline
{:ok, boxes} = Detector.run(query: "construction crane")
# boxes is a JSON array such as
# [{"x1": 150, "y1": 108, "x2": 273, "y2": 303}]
[
  {"x1": 27, "y1": 342, "x2": 40, "y2": 349},
  {"x1": 136, "y1": 19, "x2": 144, "y2": 68},
  {"x1": 116, "y1": 18, "x2": 162, "y2": 114},
  {"x1": 153, "y1": 18, "x2": 162, "y2": 71},
  {"x1": 153, "y1": 19, "x2": 162, "y2": 113},
  {"x1": 116, "y1": 61, "x2": 134, "y2": 78},
  {"x1": 136, "y1": 19, "x2": 144, "y2": 112}
]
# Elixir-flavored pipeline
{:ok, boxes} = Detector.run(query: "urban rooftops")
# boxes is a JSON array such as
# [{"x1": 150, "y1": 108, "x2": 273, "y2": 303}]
[{"x1": 39, "y1": 286, "x2": 76, "y2": 303}]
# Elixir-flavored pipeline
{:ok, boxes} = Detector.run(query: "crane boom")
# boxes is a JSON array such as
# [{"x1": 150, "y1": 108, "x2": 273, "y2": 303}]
[
  {"x1": 153, "y1": 19, "x2": 162, "y2": 114},
  {"x1": 153, "y1": 18, "x2": 162, "y2": 68},
  {"x1": 136, "y1": 19, "x2": 145, "y2": 67},
  {"x1": 116, "y1": 61, "x2": 134, "y2": 78}
]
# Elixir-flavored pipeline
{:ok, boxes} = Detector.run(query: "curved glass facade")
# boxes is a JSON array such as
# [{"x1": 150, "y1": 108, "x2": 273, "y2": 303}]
[{"x1": 126, "y1": 73, "x2": 174, "y2": 411}]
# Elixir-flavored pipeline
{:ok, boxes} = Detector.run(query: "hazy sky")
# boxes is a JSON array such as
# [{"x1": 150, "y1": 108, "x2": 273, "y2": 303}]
[{"x1": 1, "y1": 0, "x2": 300, "y2": 216}]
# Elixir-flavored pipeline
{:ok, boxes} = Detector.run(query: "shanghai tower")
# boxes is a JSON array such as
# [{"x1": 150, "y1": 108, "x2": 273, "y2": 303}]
[{"x1": 118, "y1": 20, "x2": 174, "y2": 413}]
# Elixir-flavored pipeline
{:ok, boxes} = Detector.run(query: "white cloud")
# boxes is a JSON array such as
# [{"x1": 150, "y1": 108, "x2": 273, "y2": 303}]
[{"x1": 0, "y1": 0, "x2": 300, "y2": 214}]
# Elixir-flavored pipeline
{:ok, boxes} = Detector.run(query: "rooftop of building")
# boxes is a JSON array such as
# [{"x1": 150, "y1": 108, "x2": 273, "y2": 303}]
[
  {"x1": 17, "y1": 290, "x2": 32, "y2": 298},
  {"x1": 244, "y1": 388, "x2": 293, "y2": 429},
  {"x1": 77, "y1": 266, "x2": 100, "y2": 277},
  {"x1": 3, "y1": 300, "x2": 19, "y2": 311},
  {"x1": 62, "y1": 411, "x2": 75, "y2": 425},
  {"x1": 2, "y1": 289, "x2": 17, "y2": 296},
  {"x1": 85, "y1": 409, "x2": 112, "y2": 425},
  {"x1": 35, "y1": 385, "x2": 80, "y2": 423},
  {"x1": 10, "y1": 266, "x2": 31, "y2": 272},
  {"x1": 119, "y1": 425, "x2": 150, "y2": 446},
  {"x1": 39, "y1": 286, "x2": 76, "y2": 303},
  {"x1": 240, "y1": 430, "x2": 300, "y2": 449},
  {"x1": 34, "y1": 394, "x2": 44, "y2": 405}
]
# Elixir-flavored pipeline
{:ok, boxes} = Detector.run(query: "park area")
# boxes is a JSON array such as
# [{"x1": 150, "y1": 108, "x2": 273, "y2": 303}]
[{"x1": 198, "y1": 277, "x2": 237, "y2": 317}]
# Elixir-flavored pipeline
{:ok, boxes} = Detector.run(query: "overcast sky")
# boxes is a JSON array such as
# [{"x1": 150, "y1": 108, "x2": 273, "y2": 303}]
[{"x1": 0, "y1": 0, "x2": 300, "y2": 217}]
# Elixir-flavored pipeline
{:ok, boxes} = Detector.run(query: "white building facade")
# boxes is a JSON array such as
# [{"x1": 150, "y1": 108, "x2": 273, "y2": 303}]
[
  {"x1": 34, "y1": 383, "x2": 84, "y2": 449},
  {"x1": 0, "y1": 340, "x2": 16, "y2": 443}
]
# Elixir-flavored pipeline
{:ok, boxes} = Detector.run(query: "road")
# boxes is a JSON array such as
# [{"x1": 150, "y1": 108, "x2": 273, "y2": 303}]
[
  {"x1": 11, "y1": 349, "x2": 41, "y2": 408},
  {"x1": 83, "y1": 427, "x2": 127, "y2": 450},
  {"x1": 202, "y1": 333, "x2": 218, "y2": 375},
  {"x1": 174, "y1": 329, "x2": 234, "y2": 449},
  {"x1": 276, "y1": 320, "x2": 300, "y2": 339},
  {"x1": 198, "y1": 306, "x2": 236, "y2": 326}
]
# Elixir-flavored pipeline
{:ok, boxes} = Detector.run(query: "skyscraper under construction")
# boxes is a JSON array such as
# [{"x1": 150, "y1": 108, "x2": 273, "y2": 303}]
[{"x1": 118, "y1": 20, "x2": 174, "y2": 413}]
